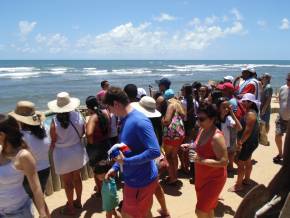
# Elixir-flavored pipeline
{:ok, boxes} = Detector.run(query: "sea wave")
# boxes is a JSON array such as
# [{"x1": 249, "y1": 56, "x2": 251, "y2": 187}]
[
  {"x1": 167, "y1": 64, "x2": 290, "y2": 72},
  {"x1": 0, "y1": 72, "x2": 40, "y2": 79},
  {"x1": 84, "y1": 69, "x2": 109, "y2": 76},
  {"x1": 0, "y1": 67, "x2": 37, "y2": 72}
]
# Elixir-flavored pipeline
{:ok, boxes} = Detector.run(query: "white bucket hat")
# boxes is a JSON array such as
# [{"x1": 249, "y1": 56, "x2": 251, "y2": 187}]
[
  {"x1": 48, "y1": 92, "x2": 80, "y2": 113},
  {"x1": 241, "y1": 93, "x2": 261, "y2": 109},
  {"x1": 241, "y1": 65, "x2": 256, "y2": 73},
  {"x1": 9, "y1": 101, "x2": 45, "y2": 126},
  {"x1": 131, "y1": 96, "x2": 161, "y2": 118}
]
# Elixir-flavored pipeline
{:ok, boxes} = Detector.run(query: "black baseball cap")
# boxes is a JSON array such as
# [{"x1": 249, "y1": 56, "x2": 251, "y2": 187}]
[{"x1": 155, "y1": 78, "x2": 171, "y2": 88}]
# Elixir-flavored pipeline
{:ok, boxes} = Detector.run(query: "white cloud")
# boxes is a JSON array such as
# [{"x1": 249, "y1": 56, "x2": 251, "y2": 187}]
[
  {"x1": 280, "y1": 18, "x2": 289, "y2": 30},
  {"x1": 35, "y1": 33, "x2": 68, "y2": 53},
  {"x1": 19, "y1": 21, "x2": 37, "y2": 38},
  {"x1": 189, "y1": 18, "x2": 201, "y2": 26},
  {"x1": 154, "y1": 13, "x2": 177, "y2": 22},
  {"x1": 230, "y1": 8, "x2": 243, "y2": 21},
  {"x1": 76, "y1": 19, "x2": 244, "y2": 58},
  {"x1": 257, "y1": 20, "x2": 267, "y2": 28},
  {"x1": 205, "y1": 15, "x2": 219, "y2": 25}
]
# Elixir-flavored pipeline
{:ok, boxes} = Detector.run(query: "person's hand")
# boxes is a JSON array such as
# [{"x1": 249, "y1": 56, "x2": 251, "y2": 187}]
[
  {"x1": 193, "y1": 153, "x2": 202, "y2": 163},
  {"x1": 105, "y1": 168, "x2": 116, "y2": 181},
  {"x1": 114, "y1": 151, "x2": 124, "y2": 165},
  {"x1": 237, "y1": 140, "x2": 243, "y2": 151}
]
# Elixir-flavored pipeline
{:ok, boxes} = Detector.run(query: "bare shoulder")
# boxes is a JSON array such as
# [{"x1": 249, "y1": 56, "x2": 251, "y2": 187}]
[
  {"x1": 212, "y1": 130, "x2": 226, "y2": 146},
  {"x1": 17, "y1": 149, "x2": 35, "y2": 164}
]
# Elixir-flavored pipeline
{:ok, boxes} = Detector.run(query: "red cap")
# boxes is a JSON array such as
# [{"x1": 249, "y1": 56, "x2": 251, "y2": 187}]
[{"x1": 216, "y1": 82, "x2": 235, "y2": 91}]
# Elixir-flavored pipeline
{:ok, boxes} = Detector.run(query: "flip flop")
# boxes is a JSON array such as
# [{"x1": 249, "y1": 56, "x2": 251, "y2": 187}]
[
  {"x1": 228, "y1": 185, "x2": 244, "y2": 192},
  {"x1": 73, "y1": 200, "x2": 82, "y2": 209}
]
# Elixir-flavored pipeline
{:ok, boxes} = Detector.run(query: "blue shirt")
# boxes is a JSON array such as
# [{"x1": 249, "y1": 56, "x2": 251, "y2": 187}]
[{"x1": 112, "y1": 109, "x2": 160, "y2": 188}]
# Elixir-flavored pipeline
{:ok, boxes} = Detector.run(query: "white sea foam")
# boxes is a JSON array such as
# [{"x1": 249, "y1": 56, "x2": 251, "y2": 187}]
[
  {"x1": 84, "y1": 69, "x2": 109, "y2": 76},
  {"x1": 0, "y1": 67, "x2": 37, "y2": 72},
  {"x1": 167, "y1": 64, "x2": 290, "y2": 72},
  {"x1": 0, "y1": 72, "x2": 40, "y2": 79},
  {"x1": 49, "y1": 67, "x2": 68, "y2": 75}
]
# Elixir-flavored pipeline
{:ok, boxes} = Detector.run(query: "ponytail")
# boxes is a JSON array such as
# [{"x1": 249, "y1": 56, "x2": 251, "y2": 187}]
[
  {"x1": 86, "y1": 96, "x2": 108, "y2": 135},
  {"x1": 56, "y1": 112, "x2": 70, "y2": 129}
]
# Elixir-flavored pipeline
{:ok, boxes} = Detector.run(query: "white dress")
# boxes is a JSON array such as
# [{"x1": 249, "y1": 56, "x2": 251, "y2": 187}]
[{"x1": 52, "y1": 111, "x2": 88, "y2": 175}]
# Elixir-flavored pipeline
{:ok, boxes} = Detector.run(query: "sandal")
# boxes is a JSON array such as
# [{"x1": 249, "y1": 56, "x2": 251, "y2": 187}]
[
  {"x1": 157, "y1": 209, "x2": 171, "y2": 218},
  {"x1": 228, "y1": 185, "x2": 244, "y2": 192},
  {"x1": 60, "y1": 203, "x2": 75, "y2": 216},
  {"x1": 273, "y1": 155, "x2": 283, "y2": 163},
  {"x1": 73, "y1": 200, "x2": 82, "y2": 209}
]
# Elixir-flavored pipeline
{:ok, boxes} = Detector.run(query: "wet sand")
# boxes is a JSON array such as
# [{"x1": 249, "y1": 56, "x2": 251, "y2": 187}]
[{"x1": 44, "y1": 112, "x2": 283, "y2": 218}]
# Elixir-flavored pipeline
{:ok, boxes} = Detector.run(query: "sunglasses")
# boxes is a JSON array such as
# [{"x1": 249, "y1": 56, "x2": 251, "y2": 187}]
[
  {"x1": 197, "y1": 116, "x2": 208, "y2": 122},
  {"x1": 286, "y1": 79, "x2": 290, "y2": 82}
]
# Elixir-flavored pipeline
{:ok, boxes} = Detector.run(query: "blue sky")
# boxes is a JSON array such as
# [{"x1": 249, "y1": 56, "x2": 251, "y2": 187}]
[{"x1": 0, "y1": 0, "x2": 290, "y2": 59}]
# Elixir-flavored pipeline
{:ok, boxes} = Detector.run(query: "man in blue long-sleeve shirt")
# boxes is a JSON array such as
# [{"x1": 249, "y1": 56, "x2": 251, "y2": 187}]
[{"x1": 103, "y1": 87, "x2": 161, "y2": 218}]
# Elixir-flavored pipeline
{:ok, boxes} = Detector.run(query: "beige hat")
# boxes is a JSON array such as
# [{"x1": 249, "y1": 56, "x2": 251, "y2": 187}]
[
  {"x1": 48, "y1": 92, "x2": 80, "y2": 113},
  {"x1": 131, "y1": 96, "x2": 161, "y2": 118},
  {"x1": 9, "y1": 101, "x2": 45, "y2": 126}
]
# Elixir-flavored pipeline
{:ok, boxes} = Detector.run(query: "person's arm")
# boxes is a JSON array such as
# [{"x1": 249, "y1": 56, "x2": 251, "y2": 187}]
[
  {"x1": 261, "y1": 87, "x2": 273, "y2": 115},
  {"x1": 123, "y1": 119, "x2": 161, "y2": 166},
  {"x1": 17, "y1": 150, "x2": 49, "y2": 218},
  {"x1": 229, "y1": 107, "x2": 242, "y2": 131},
  {"x1": 86, "y1": 115, "x2": 97, "y2": 145},
  {"x1": 194, "y1": 132, "x2": 228, "y2": 167},
  {"x1": 161, "y1": 103, "x2": 175, "y2": 126},
  {"x1": 49, "y1": 120, "x2": 57, "y2": 150},
  {"x1": 237, "y1": 111, "x2": 256, "y2": 147}
]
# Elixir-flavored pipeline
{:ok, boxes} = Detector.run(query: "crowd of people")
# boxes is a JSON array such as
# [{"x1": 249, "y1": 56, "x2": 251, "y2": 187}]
[{"x1": 0, "y1": 66, "x2": 289, "y2": 218}]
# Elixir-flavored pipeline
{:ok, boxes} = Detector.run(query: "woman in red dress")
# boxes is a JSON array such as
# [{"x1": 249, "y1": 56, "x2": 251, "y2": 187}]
[{"x1": 183, "y1": 103, "x2": 228, "y2": 218}]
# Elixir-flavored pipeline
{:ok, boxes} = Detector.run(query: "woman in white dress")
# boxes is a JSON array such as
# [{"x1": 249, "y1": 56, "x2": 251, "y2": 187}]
[
  {"x1": 0, "y1": 114, "x2": 50, "y2": 218},
  {"x1": 48, "y1": 92, "x2": 88, "y2": 216}
]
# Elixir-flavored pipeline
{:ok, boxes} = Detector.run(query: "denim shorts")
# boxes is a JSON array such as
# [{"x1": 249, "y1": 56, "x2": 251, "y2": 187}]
[{"x1": 0, "y1": 199, "x2": 33, "y2": 218}]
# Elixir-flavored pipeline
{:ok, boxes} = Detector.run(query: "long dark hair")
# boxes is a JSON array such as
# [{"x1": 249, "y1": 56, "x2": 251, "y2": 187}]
[
  {"x1": 56, "y1": 112, "x2": 70, "y2": 129},
  {"x1": 21, "y1": 123, "x2": 47, "y2": 139},
  {"x1": 86, "y1": 96, "x2": 109, "y2": 135},
  {"x1": 183, "y1": 84, "x2": 195, "y2": 126},
  {"x1": 0, "y1": 114, "x2": 27, "y2": 151}
]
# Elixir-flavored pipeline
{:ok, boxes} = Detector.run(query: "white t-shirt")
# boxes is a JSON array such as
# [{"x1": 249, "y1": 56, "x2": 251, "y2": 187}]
[
  {"x1": 221, "y1": 115, "x2": 236, "y2": 148},
  {"x1": 22, "y1": 129, "x2": 50, "y2": 171},
  {"x1": 279, "y1": 85, "x2": 290, "y2": 121}
]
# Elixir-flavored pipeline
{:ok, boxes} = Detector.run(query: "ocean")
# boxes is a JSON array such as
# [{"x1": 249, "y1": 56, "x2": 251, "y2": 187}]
[{"x1": 1, "y1": 60, "x2": 289, "y2": 113}]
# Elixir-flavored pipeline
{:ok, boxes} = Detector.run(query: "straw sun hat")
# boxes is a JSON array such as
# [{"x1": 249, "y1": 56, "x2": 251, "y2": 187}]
[
  {"x1": 48, "y1": 92, "x2": 80, "y2": 113},
  {"x1": 131, "y1": 96, "x2": 161, "y2": 118},
  {"x1": 9, "y1": 101, "x2": 45, "y2": 126}
]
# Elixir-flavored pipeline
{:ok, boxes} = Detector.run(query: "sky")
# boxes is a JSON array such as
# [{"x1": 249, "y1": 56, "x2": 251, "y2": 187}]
[{"x1": 0, "y1": 0, "x2": 290, "y2": 60}]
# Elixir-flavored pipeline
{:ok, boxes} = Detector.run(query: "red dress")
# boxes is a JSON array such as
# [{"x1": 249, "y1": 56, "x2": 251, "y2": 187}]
[{"x1": 195, "y1": 129, "x2": 227, "y2": 213}]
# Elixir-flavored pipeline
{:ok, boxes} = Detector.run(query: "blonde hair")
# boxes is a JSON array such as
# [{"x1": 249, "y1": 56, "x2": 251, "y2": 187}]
[{"x1": 168, "y1": 98, "x2": 186, "y2": 117}]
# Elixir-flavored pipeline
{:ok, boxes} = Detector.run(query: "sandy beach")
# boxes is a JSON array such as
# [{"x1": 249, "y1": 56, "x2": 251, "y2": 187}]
[{"x1": 44, "y1": 111, "x2": 283, "y2": 218}]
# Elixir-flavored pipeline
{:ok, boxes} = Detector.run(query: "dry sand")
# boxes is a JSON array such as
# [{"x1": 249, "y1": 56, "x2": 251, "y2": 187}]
[{"x1": 44, "y1": 113, "x2": 283, "y2": 218}]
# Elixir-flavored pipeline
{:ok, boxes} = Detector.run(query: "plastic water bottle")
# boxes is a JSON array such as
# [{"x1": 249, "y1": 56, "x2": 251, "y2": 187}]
[{"x1": 188, "y1": 141, "x2": 196, "y2": 163}]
